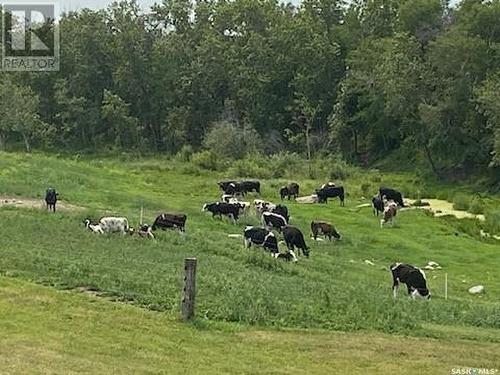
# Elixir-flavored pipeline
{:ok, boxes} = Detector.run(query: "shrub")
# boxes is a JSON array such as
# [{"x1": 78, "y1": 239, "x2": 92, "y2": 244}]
[
  {"x1": 192, "y1": 150, "x2": 219, "y2": 171},
  {"x1": 485, "y1": 210, "x2": 500, "y2": 234},
  {"x1": 469, "y1": 197, "x2": 485, "y2": 214},
  {"x1": 328, "y1": 157, "x2": 352, "y2": 180},
  {"x1": 227, "y1": 158, "x2": 272, "y2": 179},
  {"x1": 453, "y1": 193, "x2": 470, "y2": 211},
  {"x1": 175, "y1": 145, "x2": 194, "y2": 162},
  {"x1": 268, "y1": 152, "x2": 303, "y2": 178}
]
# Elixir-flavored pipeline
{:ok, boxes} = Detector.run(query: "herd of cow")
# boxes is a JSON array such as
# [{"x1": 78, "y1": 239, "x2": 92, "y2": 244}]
[{"x1": 43, "y1": 181, "x2": 430, "y2": 299}]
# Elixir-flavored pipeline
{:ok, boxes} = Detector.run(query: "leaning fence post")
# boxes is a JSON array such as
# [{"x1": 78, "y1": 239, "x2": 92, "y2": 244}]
[{"x1": 181, "y1": 258, "x2": 197, "y2": 321}]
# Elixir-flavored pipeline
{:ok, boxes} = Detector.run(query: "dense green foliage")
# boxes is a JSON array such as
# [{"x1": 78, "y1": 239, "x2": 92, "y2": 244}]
[
  {"x1": 0, "y1": 0, "x2": 499, "y2": 180},
  {"x1": 0, "y1": 153, "x2": 499, "y2": 336}
]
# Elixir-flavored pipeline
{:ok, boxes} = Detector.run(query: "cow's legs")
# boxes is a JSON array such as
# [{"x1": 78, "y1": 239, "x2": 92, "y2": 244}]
[
  {"x1": 392, "y1": 281, "x2": 399, "y2": 299},
  {"x1": 288, "y1": 250, "x2": 298, "y2": 262},
  {"x1": 244, "y1": 238, "x2": 251, "y2": 249}
]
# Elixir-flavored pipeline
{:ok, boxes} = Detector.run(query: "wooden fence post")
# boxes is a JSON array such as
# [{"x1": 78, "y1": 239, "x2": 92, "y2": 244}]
[{"x1": 181, "y1": 258, "x2": 197, "y2": 321}]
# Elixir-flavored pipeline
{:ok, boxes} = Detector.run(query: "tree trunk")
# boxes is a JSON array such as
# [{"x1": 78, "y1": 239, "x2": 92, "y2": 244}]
[
  {"x1": 424, "y1": 143, "x2": 440, "y2": 179},
  {"x1": 0, "y1": 133, "x2": 5, "y2": 150},
  {"x1": 305, "y1": 124, "x2": 312, "y2": 176},
  {"x1": 22, "y1": 133, "x2": 31, "y2": 153}
]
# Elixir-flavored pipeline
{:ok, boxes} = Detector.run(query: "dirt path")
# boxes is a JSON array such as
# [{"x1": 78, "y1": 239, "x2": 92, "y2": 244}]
[
  {"x1": 406, "y1": 199, "x2": 486, "y2": 221},
  {"x1": 0, "y1": 196, "x2": 85, "y2": 212}
]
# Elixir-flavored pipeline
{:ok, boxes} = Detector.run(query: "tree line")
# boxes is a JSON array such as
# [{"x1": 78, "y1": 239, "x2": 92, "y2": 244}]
[{"x1": 0, "y1": 0, "x2": 499, "y2": 180}]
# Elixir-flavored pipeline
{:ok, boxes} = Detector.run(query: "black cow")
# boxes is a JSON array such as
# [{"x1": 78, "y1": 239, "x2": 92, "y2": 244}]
[
  {"x1": 261, "y1": 212, "x2": 287, "y2": 231},
  {"x1": 271, "y1": 204, "x2": 289, "y2": 222},
  {"x1": 239, "y1": 180, "x2": 261, "y2": 195},
  {"x1": 379, "y1": 187, "x2": 405, "y2": 207},
  {"x1": 45, "y1": 188, "x2": 58, "y2": 212},
  {"x1": 280, "y1": 183, "x2": 299, "y2": 200},
  {"x1": 390, "y1": 263, "x2": 431, "y2": 299},
  {"x1": 152, "y1": 213, "x2": 187, "y2": 232},
  {"x1": 316, "y1": 186, "x2": 345, "y2": 206},
  {"x1": 311, "y1": 221, "x2": 341, "y2": 241},
  {"x1": 243, "y1": 226, "x2": 279, "y2": 254},
  {"x1": 203, "y1": 202, "x2": 241, "y2": 223},
  {"x1": 372, "y1": 195, "x2": 384, "y2": 216},
  {"x1": 283, "y1": 226, "x2": 310, "y2": 257}
]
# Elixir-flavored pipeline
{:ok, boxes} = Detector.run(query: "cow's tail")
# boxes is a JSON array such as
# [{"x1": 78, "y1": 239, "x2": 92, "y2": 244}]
[{"x1": 124, "y1": 218, "x2": 130, "y2": 232}]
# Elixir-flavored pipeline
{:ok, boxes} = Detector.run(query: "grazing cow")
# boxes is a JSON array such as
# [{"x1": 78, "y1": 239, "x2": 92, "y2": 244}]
[
  {"x1": 381, "y1": 200, "x2": 398, "y2": 228},
  {"x1": 372, "y1": 195, "x2": 384, "y2": 216},
  {"x1": 321, "y1": 182, "x2": 336, "y2": 189},
  {"x1": 203, "y1": 202, "x2": 241, "y2": 223},
  {"x1": 271, "y1": 204, "x2": 289, "y2": 222},
  {"x1": 316, "y1": 185, "x2": 345, "y2": 206},
  {"x1": 280, "y1": 183, "x2": 300, "y2": 200},
  {"x1": 243, "y1": 226, "x2": 279, "y2": 254},
  {"x1": 84, "y1": 219, "x2": 104, "y2": 234},
  {"x1": 261, "y1": 212, "x2": 287, "y2": 231},
  {"x1": 274, "y1": 251, "x2": 298, "y2": 262},
  {"x1": 137, "y1": 224, "x2": 155, "y2": 239},
  {"x1": 379, "y1": 187, "x2": 405, "y2": 207},
  {"x1": 99, "y1": 217, "x2": 132, "y2": 234},
  {"x1": 390, "y1": 263, "x2": 431, "y2": 299},
  {"x1": 218, "y1": 180, "x2": 237, "y2": 193},
  {"x1": 152, "y1": 213, "x2": 187, "y2": 232},
  {"x1": 239, "y1": 180, "x2": 261, "y2": 195},
  {"x1": 311, "y1": 221, "x2": 341, "y2": 241},
  {"x1": 283, "y1": 226, "x2": 310, "y2": 257},
  {"x1": 254, "y1": 199, "x2": 276, "y2": 215},
  {"x1": 45, "y1": 188, "x2": 58, "y2": 212}
]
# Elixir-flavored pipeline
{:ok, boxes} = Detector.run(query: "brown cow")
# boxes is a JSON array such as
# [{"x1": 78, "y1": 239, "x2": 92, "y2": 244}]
[{"x1": 311, "y1": 221, "x2": 341, "y2": 241}]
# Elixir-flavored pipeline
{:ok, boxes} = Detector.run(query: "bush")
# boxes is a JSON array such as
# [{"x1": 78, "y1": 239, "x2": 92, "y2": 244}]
[
  {"x1": 175, "y1": 145, "x2": 194, "y2": 162},
  {"x1": 328, "y1": 157, "x2": 352, "y2": 180},
  {"x1": 192, "y1": 150, "x2": 219, "y2": 171},
  {"x1": 268, "y1": 152, "x2": 304, "y2": 178},
  {"x1": 452, "y1": 193, "x2": 470, "y2": 211},
  {"x1": 469, "y1": 197, "x2": 485, "y2": 214},
  {"x1": 485, "y1": 210, "x2": 500, "y2": 234},
  {"x1": 227, "y1": 158, "x2": 272, "y2": 179}
]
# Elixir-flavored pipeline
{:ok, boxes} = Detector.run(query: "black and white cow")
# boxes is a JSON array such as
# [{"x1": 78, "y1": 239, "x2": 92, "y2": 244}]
[
  {"x1": 372, "y1": 195, "x2": 384, "y2": 216},
  {"x1": 316, "y1": 186, "x2": 345, "y2": 206},
  {"x1": 311, "y1": 221, "x2": 341, "y2": 241},
  {"x1": 283, "y1": 226, "x2": 310, "y2": 257},
  {"x1": 243, "y1": 226, "x2": 279, "y2": 254},
  {"x1": 280, "y1": 183, "x2": 300, "y2": 200},
  {"x1": 379, "y1": 187, "x2": 405, "y2": 207},
  {"x1": 137, "y1": 224, "x2": 155, "y2": 239},
  {"x1": 271, "y1": 204, "x2": 289, "y2": 223},
  {"x1": 254, "y1": 199, "x2": 276, "y2": 215},
  {"x1": 203, "y1": 202, "x2": 241, "y2": 223},
  {"x1": 390, "y1": 263, "x2": 431, "y2": 299},
  {"x1": 218, "y1": 180, "x2": 237, "y2": 193},
  {"x1": 261, "y1": 212, "x2": 287, "y2": 231},
  {"x1": 45, "y1": 188, "x2": 58, "y2": 212},
  {"x1": 152, "y1": 213, "x2": 187, "y2": 232}
]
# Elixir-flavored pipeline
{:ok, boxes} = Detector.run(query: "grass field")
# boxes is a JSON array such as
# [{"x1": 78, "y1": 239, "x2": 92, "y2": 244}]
[
  {"x1": 0, "y1": 152, "x2": 499, "y2": 372},
  {"x1": 1, "y1": 276, "x2": 500, "y2": 374}
]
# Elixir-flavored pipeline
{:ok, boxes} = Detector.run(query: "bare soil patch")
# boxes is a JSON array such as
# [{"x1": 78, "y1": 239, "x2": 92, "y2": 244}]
[{"x1": 0, "y1": 196, "x2": 85, "y2": 212}]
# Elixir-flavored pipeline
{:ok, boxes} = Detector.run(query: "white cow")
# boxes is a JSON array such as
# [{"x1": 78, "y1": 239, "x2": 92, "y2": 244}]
[{"x1": 85, "y1": 217, "x2": 131, "y2": 235}]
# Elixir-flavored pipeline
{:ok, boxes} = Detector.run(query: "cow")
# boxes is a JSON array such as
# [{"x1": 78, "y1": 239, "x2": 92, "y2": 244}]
[
  {"x1": 390, "y1": 263, "x2": 431, "y2": 299},
  {"x1": 239, "y1": 180, "x2": 261, "y2": 195},
  {"x1": 84, "y1": 219, "x2": 104, "y2": 234},
  {"x1": 261, "y1": 212, "x2": 287, "y2": 231},
  {"x1": 273, "y1": 251, "x2": 298, "y2": 262},
  {"x1": 243, "y1": 226, "x2": 279, "y2": 254},
  {"x1": 84, "y1": 217, "x2": 131, "y2": 235},
  {"x1": 372, "y1": 195, "x2": 384, "y2": 216},
  {"x1": 137, "y1": 224, "x2": 155, "y2": 239},
  {"x1": 203, "y1": 202, "x2": 241, "y2": 223},
  {"x1": 316, "y1": 185, "x2": 345, "y2": 206},
  {"x1": 271, "y1": 204, "x2": 289, "y2": 222},
  {"x1": 254, "y1": 199, "x2": 276, "y2": 215},
  {"x1": 279, "y1": 183, "x2": 300, "y2": 200},
  {"x1": 311, "y1": 221, "x2": 341, "y2": 241},
  {"x1": 218, "y1": 180, "x2": 237, "y2": 193},
  {"x1": 321, "y1": 182, "x2": 336, "y2": 189},
  {"x1": 45, "y1": 188, "x2": 58, "y2": 212},
  {"x1": 381, "y1": 200, "x2": 398, "y2": 228},
  {"x1": 379, "y1": 187, "x2": 405, "y2": 207},
  {"x1": 99, "y1": 217, "x2": 132, "y2": 234},
  {"x1": 152, "y1": 213, "x2": 187, "y2": 232},
  {"x1": 283, "y1": 226, "x2": 310, "y2": 257}
]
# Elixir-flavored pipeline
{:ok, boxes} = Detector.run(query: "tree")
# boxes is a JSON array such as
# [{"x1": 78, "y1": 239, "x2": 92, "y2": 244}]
[{"x1": 101, "y1": 90, "x2": 139, "y2": 148}]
